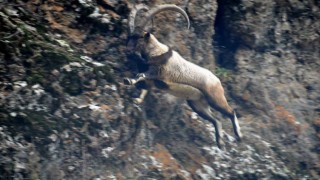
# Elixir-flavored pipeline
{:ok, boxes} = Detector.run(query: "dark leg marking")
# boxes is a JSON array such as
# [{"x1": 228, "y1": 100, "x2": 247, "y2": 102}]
[
  {"x1": 187, "y1": 100, "x2": 225, "y2": 149},
  {"x1": 154, "y1": 80, "x2": 169, "y2": 90}
]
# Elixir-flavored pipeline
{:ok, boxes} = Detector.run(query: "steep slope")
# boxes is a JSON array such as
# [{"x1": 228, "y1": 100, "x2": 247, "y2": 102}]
[
  {"x1": 214, "y1": 0, "x2": 320, "y2": 177},
  {"x1": 0, "y1": 0, "x2": 319, "y2": 179}
]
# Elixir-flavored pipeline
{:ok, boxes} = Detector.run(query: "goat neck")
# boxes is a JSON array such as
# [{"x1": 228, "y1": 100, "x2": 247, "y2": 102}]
[{"x1": 143, "y1": 34, "x2": 170, "y2": 64}]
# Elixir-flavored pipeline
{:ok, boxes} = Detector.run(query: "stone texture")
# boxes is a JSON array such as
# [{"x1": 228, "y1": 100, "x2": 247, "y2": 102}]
[{"x1": 0, "y1": 0, "x2": 319, "y2": 179}]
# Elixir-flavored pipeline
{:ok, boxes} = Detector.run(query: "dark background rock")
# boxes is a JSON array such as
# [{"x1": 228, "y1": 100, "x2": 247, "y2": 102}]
[{"x1": 0, "y1": 0, "x2": 319, "y2": 179}]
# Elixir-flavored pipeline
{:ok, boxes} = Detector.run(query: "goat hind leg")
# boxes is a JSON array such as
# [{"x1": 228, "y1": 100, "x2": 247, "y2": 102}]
[
  {"x1": 187, "y1": 99, "x2": 225, "y2": 149},
  {"x1": 206, "y1": 85, "x2": 242, "y2": 141}
]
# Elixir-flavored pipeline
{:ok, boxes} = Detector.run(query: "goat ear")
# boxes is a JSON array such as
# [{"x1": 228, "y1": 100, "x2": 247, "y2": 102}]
[{"x1": 144, "y1": 32, "x2": 151, "y2": 40}]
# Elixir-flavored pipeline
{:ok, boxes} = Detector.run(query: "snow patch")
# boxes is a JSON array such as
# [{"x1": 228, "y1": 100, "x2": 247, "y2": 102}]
[
  {"x1": 149, "y1": 156, "x2": 163, "y2": 169},
  {"x1": 179, "y1": 170, "x2": 191, "y2": 178},
  {"x1": 88, "y1": 7, "x2": 111, "y2": 24},
  {"x1": 105, "y1": 84, "x2": 117, "y2": 91},
  {"x1": 191, "y1": 112, "x2": 198, "y2": 119},
  {"x1": 102, "y1": 147, "x2": 114, "y2": 158},
  {"x1": 32, "y1": 84, "x2": 45, "y2": 96},
  {"x1": 99, "y1": 130, "x2": 109, "y2": 138},
  {"x1": 13, "y1": 81, "x2": 28, "y2": 90},
  {"x1": 81, "y1": 55, "x2": 105, "y2": 67},
  {"x1": 202, "y1": 146, "x2": 226, "y2": 158},
  {"x1": 196, "y1": 167, "x2": 216, "y2": 180},
  {"x1": 10, "y1": 112, "x2": 17, "y2": 117},
  {"x1": 202, "y1": 164, "x2": 216, "y2": 177},
  {"x1": 79, "y1": 0, "x2": 93, "y2": 8},
  {"x1": 89, "y1": 104, "x2": 100, "y2": 111}
]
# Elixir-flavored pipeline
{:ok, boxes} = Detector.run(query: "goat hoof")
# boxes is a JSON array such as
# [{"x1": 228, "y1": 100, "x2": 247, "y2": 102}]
[
  {"x1": 134, "y1": 98, "x2": 143, "y2": 104},
  {"x1": 123, "y1": 78, "x2": 132, "y2": 85},
  {"x1": 217, "y1": 140, "x2": 225, "y2": 150},
  {"x1": 136, "y1": 73, "x2": 146, "y2": 78},
  {"x1": 236, "y1": 135, "x2": 241, "y2": 142},
  {"x1": 236, "y1": 132, "x2": 243, "y2": 142},
  {"x1": 236, "y1": 135, "x2": 242, "y2": 142}
]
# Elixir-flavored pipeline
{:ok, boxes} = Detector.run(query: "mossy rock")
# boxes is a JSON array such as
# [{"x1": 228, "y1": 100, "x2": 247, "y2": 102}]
[
  {"x1": 93, "y1": 65, "x2": 116, "y2": 84},
  {"x1": 60, "y1": 72, "x2": 83, "y2": 96}
]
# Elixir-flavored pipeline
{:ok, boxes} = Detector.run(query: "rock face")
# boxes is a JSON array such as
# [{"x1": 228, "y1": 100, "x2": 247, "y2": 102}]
[
  {"x1": 0, "y1": 0, "x2": 319, "y2": 179},
  {"x1": 214, "y1": 0, "x2": 320, "y2": 177}
]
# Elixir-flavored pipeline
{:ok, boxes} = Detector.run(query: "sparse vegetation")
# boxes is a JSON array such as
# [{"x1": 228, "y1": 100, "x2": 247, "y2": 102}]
[{"x1": 214, "y1": 66, "x2": 231, "y2": 80}]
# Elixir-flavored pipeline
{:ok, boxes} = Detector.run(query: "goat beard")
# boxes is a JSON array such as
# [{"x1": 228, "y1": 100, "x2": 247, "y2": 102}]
[{"x1": 126, "y1": 52, "x2": 149, "y2": 73}]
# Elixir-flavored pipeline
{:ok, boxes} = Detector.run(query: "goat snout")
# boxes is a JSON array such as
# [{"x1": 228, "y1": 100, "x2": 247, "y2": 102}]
[
  {"x1": 126, "y1": 37, "x2": 139, "y2": 54},
  {"x1": 125, "y1": 46, "x2": 135, "y2": 55}
]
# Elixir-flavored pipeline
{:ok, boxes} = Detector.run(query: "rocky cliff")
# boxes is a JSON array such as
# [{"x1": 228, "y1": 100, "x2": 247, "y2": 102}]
[{"x1": 0, "y1": 0, "x2": 319, "y2": 179}]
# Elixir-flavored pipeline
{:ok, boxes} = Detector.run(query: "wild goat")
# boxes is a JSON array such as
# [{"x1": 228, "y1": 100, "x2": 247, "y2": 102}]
[{"x1": 124, "y1": 4, "x2": 242, "y2": 149}]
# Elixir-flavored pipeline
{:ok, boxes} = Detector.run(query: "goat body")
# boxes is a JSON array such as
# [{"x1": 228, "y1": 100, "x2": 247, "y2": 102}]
[{"x1": 124, "y1": 4, "x2": 242, "y2": 149}]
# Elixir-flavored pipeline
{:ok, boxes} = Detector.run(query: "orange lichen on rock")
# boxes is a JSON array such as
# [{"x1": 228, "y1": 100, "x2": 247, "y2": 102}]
[
  {"x1": 275, "y1": 105, "x2": 310, "y2": 135},
  {"x1": 313, "y1": 118, "x2": 320, "y2": 127},
  {"x1": 83, "y1": 35, "x2": 108, "y2": 54},
  {"x1": 295, "y1": 123, "x2": 309, "y2": 135},
  {"x1": 151, "y1": 144, "x2": 180, "y2": 170},
  {"x1": 52, "y1": 5, "x2": 64, "y2": 12},
  {"x1": 43, "y1": 4, "x2": 86, "y2": 43},
  {"x1": 275, "y1": 105, "x2": 296, "y2": 125},
  {"x1": 150, "y1": 144, "x2": 192, "y2": 179}
]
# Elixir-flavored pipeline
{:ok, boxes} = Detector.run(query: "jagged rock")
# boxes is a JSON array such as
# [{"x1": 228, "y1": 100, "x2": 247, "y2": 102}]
[{"x1": 0, "y1": 0, "x2": 319, "y2": 179}]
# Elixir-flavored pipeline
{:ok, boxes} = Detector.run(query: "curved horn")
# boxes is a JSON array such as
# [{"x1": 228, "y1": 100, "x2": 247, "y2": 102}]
[
  {"x1": 128, "y1": 4, "x2": 149, "y2": 34},
  {"x1": 139, "y1": 4, "x2": 190, "y2": 31}
]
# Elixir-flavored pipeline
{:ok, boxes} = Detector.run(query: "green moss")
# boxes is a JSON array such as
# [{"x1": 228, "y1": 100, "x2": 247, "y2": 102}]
[
  {"x1": 35, "y1": 43, "x2": 79, "y2": 62},
  {"x1": 41, "y1": 50, "x2": 70, "y2": 68},
  {"x1": 23, "y1": 112, "x2": 58, "y2": 135},
  {"x1": 23, "y1": 39, "x2": 82, "y2": 86},
  {"x1": 26, "y1": 72, "x2": 45, "y2": 85},
  {"x1": 93, "y1": 65, "x2": 116, "y2": 84},
  {"x1": 61, "y1": 72, "x2": 83, "y2": 96},
  {"x1": 215, "y1": 67, "x2": 232, "y2": 80}
]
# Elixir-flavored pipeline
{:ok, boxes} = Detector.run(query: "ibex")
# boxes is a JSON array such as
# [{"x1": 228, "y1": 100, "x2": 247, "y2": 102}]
[{"x1": 124, "y1": 4, "x2": 242, "y2": 149}]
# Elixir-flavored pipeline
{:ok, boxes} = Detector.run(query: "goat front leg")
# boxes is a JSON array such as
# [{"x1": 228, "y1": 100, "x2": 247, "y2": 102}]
[
  {"x1": 123, "y1": 73, "x2": 146, "y2": 86},
  {"x1": 123, "y1": 73, "x2": 149, "y2": 104},
  {"x1": 134, "y1": 89, "x2": 148, "y2": 104}
]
